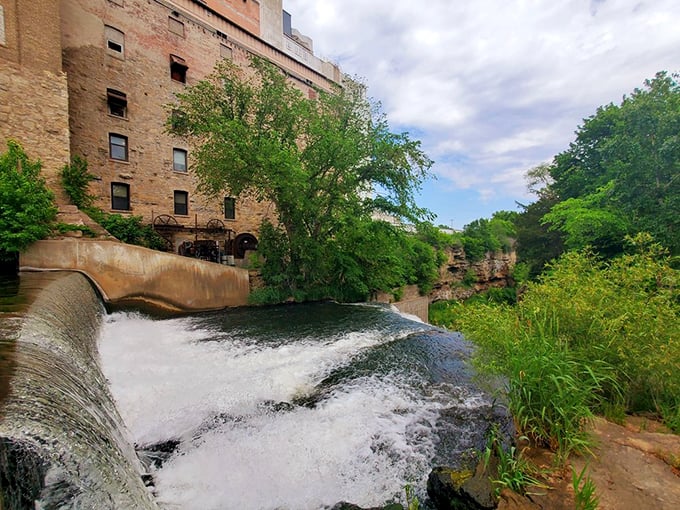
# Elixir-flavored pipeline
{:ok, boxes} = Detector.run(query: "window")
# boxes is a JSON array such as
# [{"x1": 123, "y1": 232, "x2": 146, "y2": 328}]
[
  {"x1": 111, "y1": 183, "x2": 130, "y2": 210},
  {"x1": 220, "y1": 44, "x2": 233, "y2": 60},
  {"x1": 224, "y1": 197, "x2": 235, "y2": 220},
  {"x1": 170, "y1": 54, "x2": 188, "y2": 83},
  {"x1": 107, "y1": 88, "x2": 127, "y2": 118},
  {"x1": 173, "y1": 148, "x2": 187, "y2": 172},
  {"x1": 109, "y1": 133, "x2": 128, "y2": 161},
  {"x1": 105, "y1": 25, "x2": 125, "y2": 58},
  {"x1": 283, "y1": 10, "x2": 292, "y2": 37},
  {"x1": 1, "y1": 6, "x2": 6, "y2": 46},
  {"x1": 168, "y1": 17, "x2": 185, "y2": 37},
  {"x1": 174, "y1": 190, "x2": 188, "y2": 215}
]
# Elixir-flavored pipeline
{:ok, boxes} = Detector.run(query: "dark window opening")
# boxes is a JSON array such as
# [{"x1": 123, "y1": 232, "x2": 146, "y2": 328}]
[
  {"x1": 105, "y1": 25, "x2": 125, "y2": 58},
  {"x1": 174, "y1": 190, "x2": 188, "y2": 215},
  {"x1": 224, "y1": 197, "x2": 235, "y2": 220},
  {"x1": 111, "y1": 182, "x2": 130, "y2": 210},
  {"x1": 173, "y1": 148, "x2": 187, "y2": 172},
  {"x1": 107, "y1": 88, "x2": 127, "y2": 117},
  {"x1": 107, "y1": 40, "x2": 122, "y2": 52},
  {"x1": 170, "y1": 55, "x2": 188, "y2": 83},
  {"x1": 109, "y1": 133, "x2": 128, "y2": 161}
]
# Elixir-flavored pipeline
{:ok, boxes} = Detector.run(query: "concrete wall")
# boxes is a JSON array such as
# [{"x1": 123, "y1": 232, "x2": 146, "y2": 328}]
[
  {"x1": 19, "y1": 239, "x2": 250, "y2": 312},
  {"x1": 375, "y1": 285, "x2": 429, "y2": 323}
]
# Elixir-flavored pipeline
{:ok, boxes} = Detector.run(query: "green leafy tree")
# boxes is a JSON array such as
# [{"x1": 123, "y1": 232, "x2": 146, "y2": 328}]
[
  {"x1": 0, "y1": 141, "x2": 57, "y2": 257},
  {"x1": 546, "y1": 72, "x2": 680, "y2": 254},
  {"x1": 169, "y1": 57, "x2": 434, "y2": 301},
  {"x1": 541, "y1": 182, "x2": 630, "y2": 256},
  {"x1": 514, "y1": 196, "x2": 564, "y2": 277}
]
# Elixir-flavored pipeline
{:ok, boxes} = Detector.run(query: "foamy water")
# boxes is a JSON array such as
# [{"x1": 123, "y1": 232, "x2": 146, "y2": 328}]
[{"x1": 98, "y1": 304, "x2": 494, "y2": 509}]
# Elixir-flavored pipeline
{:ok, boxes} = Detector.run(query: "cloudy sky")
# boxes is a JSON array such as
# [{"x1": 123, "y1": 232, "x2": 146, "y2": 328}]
[{"x1": 282, "y1": 0, "x2": 680, "y2": 229}]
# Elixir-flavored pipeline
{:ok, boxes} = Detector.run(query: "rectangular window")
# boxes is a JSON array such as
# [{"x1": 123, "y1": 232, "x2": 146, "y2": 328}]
[
  {"x1": 0, "y1": 6, "x2": 6, "y2": 46},
  {"x1": 173, "y1": 148, "x2": 187, "y2": 172},
  {"x1": 109, "y1": 133, "x2": 128, "y2": 161},
  {"x1": 107, "y1": 88, "x2": 127, "y2": 118},
  {"x1": 170, "y1": 54, "x2": 188, "y2": 83},
  {"x1": 224, "y1": 197, "x2": 235, "y2": 220},
  {"x1": 283, "y1": 10, "x2": 292, "y2": 37},
  {"x1": 105, "y1": 25, "x2": 125, "y2": 58},
  {"x1": 174, "y1": 190, "x2": 188, "y2": 215},
  {"x1": 168, "y1": 17, "x2": 185, "y2": 37},
  {"x1": 111, "y1": 182, "x2": 130, "y2": 210},
  {"x1": 220, "y1": 44, "x2": 233, "y2": 60}
]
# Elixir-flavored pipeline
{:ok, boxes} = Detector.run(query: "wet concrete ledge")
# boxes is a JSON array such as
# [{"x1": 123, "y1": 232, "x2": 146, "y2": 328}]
[{"x1": 19, "y1": 239, "x2": 250, "y2": 312}]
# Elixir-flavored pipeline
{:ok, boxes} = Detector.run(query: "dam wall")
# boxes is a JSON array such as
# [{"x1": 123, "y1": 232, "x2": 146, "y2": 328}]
[
  {"x1": 0, "y1": 272, "x2": 158, "y2": 509},
  {"x1": 19, "y1": 239, "x2": 250, "y2": 312}
]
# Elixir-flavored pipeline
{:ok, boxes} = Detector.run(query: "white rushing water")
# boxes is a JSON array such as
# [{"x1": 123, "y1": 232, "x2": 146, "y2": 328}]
[{"x1": 98, "y1": 309, "x2": 448, "y2": 510}]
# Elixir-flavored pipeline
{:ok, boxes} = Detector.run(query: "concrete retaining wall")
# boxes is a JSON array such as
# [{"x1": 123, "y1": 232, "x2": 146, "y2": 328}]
[{"x1": 19, "y1": 239, "x2": 249, "y2": 312}]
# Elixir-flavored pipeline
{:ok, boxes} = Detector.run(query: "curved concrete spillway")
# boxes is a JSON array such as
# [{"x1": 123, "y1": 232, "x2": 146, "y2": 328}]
[
  {"x1": 0, "y1": 272, "x2": 159, "y2": 509},
  {"x1": 19, "y1": 239, "x2": 250, "y2": 312}
]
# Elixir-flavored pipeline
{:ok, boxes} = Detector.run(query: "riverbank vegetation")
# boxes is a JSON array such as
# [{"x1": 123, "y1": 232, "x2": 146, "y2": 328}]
[
  {"x1": 434, "y1": 238, "x2": 679, "y2": 455},
  {"x1": 431, "y1": 72, "x2": 680, "y2": 478}
]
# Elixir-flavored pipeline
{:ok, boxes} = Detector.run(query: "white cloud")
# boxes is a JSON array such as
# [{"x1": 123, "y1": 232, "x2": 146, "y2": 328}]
[{"x1": 283, "y1": 0, "x2": 680, "y2": 222}]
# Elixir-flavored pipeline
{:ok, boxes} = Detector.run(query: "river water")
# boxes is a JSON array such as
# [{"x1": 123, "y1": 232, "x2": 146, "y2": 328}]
[{"x1": 99, "y1": 302, "x2": 509, "y2": 510}]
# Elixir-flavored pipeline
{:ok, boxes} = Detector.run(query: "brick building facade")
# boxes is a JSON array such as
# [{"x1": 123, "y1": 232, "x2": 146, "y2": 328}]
[{"x1": 1, "y1": 0, "x2": 342, "y2": 260}]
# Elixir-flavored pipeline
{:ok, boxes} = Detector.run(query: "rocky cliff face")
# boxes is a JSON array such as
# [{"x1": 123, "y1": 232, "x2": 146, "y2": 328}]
[{"x1": 429, "y1": 246, "x2": 516, "y2": 302}]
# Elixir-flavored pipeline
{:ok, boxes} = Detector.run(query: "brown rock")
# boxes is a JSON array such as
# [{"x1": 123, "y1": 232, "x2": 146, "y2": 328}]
[{"x1": 497, "y1": 489, "x2": 540, "y2": 510}]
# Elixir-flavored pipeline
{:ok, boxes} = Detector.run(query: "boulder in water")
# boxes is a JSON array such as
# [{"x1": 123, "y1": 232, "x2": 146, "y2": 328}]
[{"x1": 427, "y1": 462, "x2": 496, "y2": 509}]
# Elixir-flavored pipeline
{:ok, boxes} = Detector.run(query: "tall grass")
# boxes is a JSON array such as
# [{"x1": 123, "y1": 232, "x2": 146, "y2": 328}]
[{"x1": 434, "y1": 238, "x2": 679, "y2": 460}]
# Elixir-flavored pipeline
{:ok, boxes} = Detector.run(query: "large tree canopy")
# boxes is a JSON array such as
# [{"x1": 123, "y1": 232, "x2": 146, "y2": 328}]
[
  {"x1": 516, "y1": 72, "x2": 680, "y2": 269},
  {"x1": 169, "y1": 57, "x2": 435, "y2": 301}
]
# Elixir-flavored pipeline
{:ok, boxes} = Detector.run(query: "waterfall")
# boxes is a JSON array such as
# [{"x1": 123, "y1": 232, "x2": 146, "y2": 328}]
[{"x1": 0, "y1": 272, "x2": 157, "y2": 509}]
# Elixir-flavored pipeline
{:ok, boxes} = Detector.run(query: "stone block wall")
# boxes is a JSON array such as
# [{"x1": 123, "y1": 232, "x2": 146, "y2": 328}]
[
  {"x1": 0, "y1": 0, "x2": 70, "y2": 203},
  {"x1": 60, "y1": 0, "x2": 340, "y2": 251},
  {"x1": 0, "y1": 62, "x2": 71, "y2": 202}
]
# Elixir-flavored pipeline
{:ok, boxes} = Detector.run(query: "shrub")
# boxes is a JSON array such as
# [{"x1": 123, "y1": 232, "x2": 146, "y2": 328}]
[
  {"x1": 61, "y1": 155, "x2": 97, "y2": 208},
  {"x1": 99, "y1": 213, "x2": 168, "y2": 250},
  {"x1": 0, "y1": 141, "x2": 57, "y2": 257},
  {"x1": 434, "y1": 243, "x2": 679, "y2": 457}
]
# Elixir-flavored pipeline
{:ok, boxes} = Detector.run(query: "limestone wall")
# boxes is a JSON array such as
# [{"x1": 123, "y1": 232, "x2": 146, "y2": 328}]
[
  {"x1": 19, "y1": 239, "x2": 250, "y2": 311},
  {"x1": 0, "y1": 0, "x2": 70, "y2": 203},
  {"x1": 60, "y1": 0, "x2": 338, "y2": 241},
  {"x1": 430, "y1": 247, "x2": 516, "y2": 302}
]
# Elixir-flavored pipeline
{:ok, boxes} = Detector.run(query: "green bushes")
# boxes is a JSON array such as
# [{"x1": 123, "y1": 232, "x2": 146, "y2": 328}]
[
  {"x1": 0, "y1": 141, "x2": 57, "y2": 257},
  {"x1": 252, "y1": 218, "x2": 442, "y2": 304},
  {"x1": 93, "y1": 210, "x2": 168, "y2": 251},
  {"x1": 60, "y1": 155, "x2": 168, "y2": 251},
  {"x1": 433, "y1": 239, "x2": 680, "y2": 459},
  {"x1": 60, "y1": 155, "x2": 96, "y2": 209}
]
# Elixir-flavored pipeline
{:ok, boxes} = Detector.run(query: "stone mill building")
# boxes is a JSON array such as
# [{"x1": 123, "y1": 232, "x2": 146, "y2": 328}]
[{"x1": 0, "y1": 0, "x2": 343, "y2": 262}]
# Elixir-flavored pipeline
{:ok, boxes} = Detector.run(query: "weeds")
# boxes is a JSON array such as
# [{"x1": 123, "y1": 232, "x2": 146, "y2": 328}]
[
  {"x1": 572, "y1": 464, "x2": 599, "y2": 510},
  {"x1": 482, "y1": 426, "x2": 547, "y2": 497},
  {"x1": 433, "y1": 247, "x2": 679, "y2": 462},
  {"x1": 404, "y1": 484, "x2": 419, "y2": 510}
]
